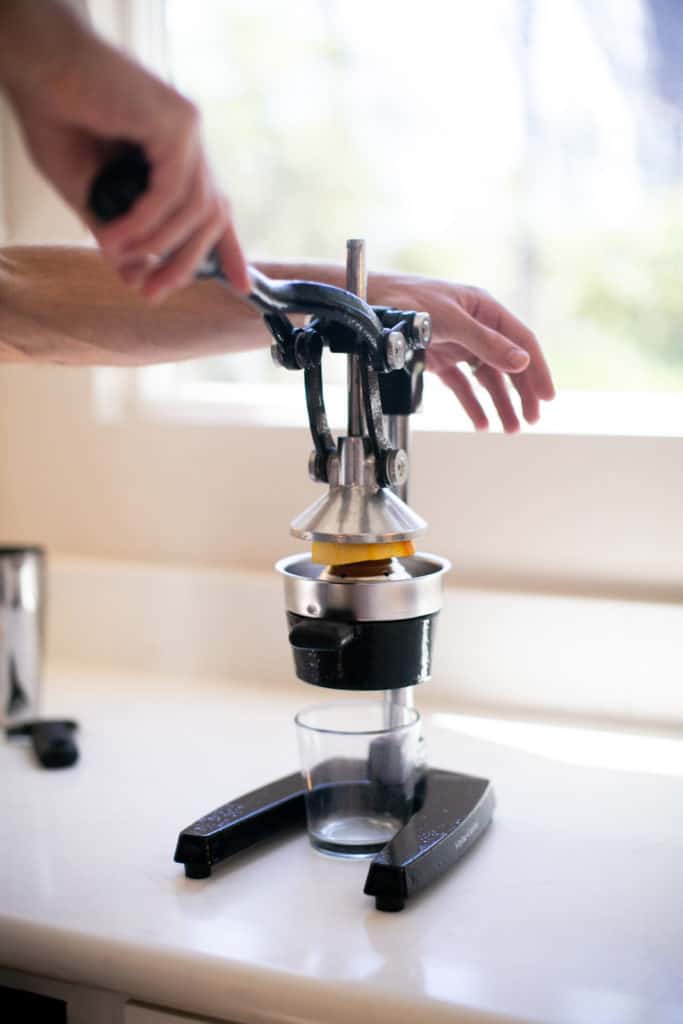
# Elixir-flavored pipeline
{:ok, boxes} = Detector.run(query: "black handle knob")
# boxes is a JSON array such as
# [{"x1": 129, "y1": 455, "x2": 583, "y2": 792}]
[
  {"x1": 88, "y1": 144, "x2": 223, "y2": 279},
  {"x1": 288, "y1": 619, "x2": 357, "y2": 653},
  {"x1": 88, "y1": 143, "x2": 150, "y2": 223}
]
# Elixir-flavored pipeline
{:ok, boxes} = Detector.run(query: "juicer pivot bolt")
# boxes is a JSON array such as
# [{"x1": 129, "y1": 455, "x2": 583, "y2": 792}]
[
  {"x1": 412, "y1": 312, "x2": 432, "y2": 347},
  {"x1": 270, "y1": 327, "x2": 322, "y2": 371},
  {"x1": 386, "y1": 331, "x2": 407, "y2": 370},
  {"x1": 308, "y1": 450, "x2": 324, "y2": 482},
  {"x1": 384, "y1": 448, "x2": 409, "y2": 487},
  {"x1": 308, "y1": 450, "x2": 338, "y2": 482}
]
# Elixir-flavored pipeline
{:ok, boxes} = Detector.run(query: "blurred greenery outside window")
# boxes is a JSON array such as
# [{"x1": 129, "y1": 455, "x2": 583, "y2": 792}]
[{"x1": 143, "y1": 0, "x2": 683, "y2": 430}]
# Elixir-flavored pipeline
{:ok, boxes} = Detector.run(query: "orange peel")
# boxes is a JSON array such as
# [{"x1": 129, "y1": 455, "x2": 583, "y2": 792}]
[{"x1": 311, "y1": 540, "x2": 416, "y2": 566}]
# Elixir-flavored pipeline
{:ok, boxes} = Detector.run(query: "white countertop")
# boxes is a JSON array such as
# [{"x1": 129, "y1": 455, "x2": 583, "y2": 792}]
[{"x1": 2, "y1": 667, "x2": 683, "y2": 1024}]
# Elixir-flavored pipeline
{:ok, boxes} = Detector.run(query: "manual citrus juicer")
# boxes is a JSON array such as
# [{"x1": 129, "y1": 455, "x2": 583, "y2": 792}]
[{"x1": 90, "y1": 151, "x2": 495, "y2": 911}]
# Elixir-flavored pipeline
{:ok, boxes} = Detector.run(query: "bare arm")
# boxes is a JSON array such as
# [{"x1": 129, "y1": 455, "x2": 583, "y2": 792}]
[
  {"x1": 0, "y1": 246, "x2": 262, "y2": 365},
  {"x1": 0, "y1": 246, "x2": 554, "y2": 430}
]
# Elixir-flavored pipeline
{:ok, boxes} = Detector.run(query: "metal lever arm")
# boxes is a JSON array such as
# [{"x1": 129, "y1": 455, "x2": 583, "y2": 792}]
[{"x1": 248, "y1": 268, "x2": 383, "y2": 355}]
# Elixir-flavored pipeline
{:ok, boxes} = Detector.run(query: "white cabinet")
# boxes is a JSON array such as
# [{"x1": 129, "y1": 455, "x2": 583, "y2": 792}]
[
  {"x1": 0, "y1": 966, "x2": 124, "y2": 1023},
  {"x1": 0, "y1": 969, "x2": 239, "y2": 1024}
]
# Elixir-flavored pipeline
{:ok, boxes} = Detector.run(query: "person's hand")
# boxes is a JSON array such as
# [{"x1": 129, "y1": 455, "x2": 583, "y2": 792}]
[
  {"x1": 1, "y1": 2, "x2": 248, "y2": 302},
  {"x1": 376, "y1": 274, "x2": 555, "y2": 432}
]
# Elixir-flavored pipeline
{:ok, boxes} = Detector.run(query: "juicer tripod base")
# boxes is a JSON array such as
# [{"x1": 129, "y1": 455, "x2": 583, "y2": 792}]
[{"x1": 174, "y1": 769, "x2": 494, "y2": 911}]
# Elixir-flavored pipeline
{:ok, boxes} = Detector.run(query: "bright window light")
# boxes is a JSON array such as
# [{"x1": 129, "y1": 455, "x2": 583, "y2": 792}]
[
  {"x1": 150, "y1": 0, "x2": 683, "y2": 429},
  {"x1": 432, "y1": 711, "x2": 683, "y2": 776}
]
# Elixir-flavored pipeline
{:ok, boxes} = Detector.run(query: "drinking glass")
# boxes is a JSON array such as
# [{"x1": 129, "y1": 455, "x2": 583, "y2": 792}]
[{"x1": 295, "y1": 700, "x2": 423, "y2": 858}]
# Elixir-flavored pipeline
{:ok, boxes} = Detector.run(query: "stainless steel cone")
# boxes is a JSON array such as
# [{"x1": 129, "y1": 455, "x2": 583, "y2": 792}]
[{"x1": 290, "y1": 485, "x2": 426, "y2": 544}]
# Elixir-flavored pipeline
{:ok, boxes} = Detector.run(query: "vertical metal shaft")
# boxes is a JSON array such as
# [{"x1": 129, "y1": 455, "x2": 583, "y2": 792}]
[
  {"x1": 346, "y1": 240, "x2": 415, "y2": 720},
  {"x1": 386, "y1": 407, "x2": 415, "y2": 719},
  {"x1": 346, "y1": 239, "x2": 366, "y2": 437}
]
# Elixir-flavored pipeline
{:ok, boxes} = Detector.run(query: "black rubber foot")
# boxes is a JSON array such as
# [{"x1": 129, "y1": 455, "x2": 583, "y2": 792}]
[
  {"x1": 184, "y1": 863, "x2": 211, "y2": 879},
  {"x1": 375, "y1": 895, "x2": 405, "y2": 912},
  {"x1": 364, "y1": 770, "x2": 495, "y2": 912}
]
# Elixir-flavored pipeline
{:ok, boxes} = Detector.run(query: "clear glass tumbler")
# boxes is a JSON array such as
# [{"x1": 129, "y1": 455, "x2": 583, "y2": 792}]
[{"x1": 295, "y1": 700, "x2": 423, "y2": 858}]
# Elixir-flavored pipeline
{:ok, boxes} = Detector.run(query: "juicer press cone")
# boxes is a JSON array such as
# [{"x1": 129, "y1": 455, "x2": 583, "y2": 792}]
[{"x1": 290, "y1": 481, "x2": 426, "y2": 546}]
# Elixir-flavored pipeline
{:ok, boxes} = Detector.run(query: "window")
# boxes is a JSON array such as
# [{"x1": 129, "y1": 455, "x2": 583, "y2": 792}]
[
  {"x1": 0, "y1": 0, "x2": 678, "y2": 598},
  {"x1": 141, "y1": 0, "x2": 683, "y2": 433}
]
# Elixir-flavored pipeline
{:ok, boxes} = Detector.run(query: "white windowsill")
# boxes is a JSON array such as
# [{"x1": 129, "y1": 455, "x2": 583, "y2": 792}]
[{"x1": 135, "y1": 372, "x2": 683, "y2": 439}]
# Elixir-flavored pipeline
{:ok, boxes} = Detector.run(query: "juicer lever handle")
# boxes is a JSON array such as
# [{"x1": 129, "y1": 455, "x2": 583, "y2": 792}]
[
  {"x1": 89, "y1": 143, "x2": 150, "y2": 224},
  {"x1": 87, "y1": 150, "x2": 376, "y2": 328},
  {"x1": 288, "y1": 619, "x2": 357, "y2": 653},
  {"x1": 88, "y1": 143, "x2": 223, "y2": 275}
]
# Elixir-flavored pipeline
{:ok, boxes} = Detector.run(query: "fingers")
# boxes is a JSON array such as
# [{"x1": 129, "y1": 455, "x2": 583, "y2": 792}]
[
  {"x1": 93, "y1": 99, "x2": 248, "y2": 295},
  {"x1": 97, "y1": 102, "x2": 199, "y2": 254},
  {"x1": 97, "y1": 150, "x2": 195, "y2": 262},
  {"x1": 434, "y1": 287, "x2": 554, "y2": 429},
  {"x1": 138, "y1": 201, "x2": 233, "y2": 303},
  {"x1": 214, "y1": 217, "x2": 250, "y2": 293},
  {"x1": 98, "y1": 159, "x2": 248, "y2": 297},
  {"x1": 108, "y1": 162, "x2": 210, "y2": 271},
  {"x1": 430, "y1": 353, "x2": 489, "y2": 431},
  {"x1": 430, "y1": 345, "x2": 533, "y2": 432},
  {"x1": 469, "y1": 290, "x2": 555, "y2": 401},
  {"x1": 509, "y1": 368, "x2": 540, "y2": 424},
  {"x1": 474, "y1": 365, "x2": 521, "y2": 433},
  {"x1": 445, "y1": 306, "x2": 530, "y2": 375},
  {"x1": 498, "y1": 309, "x2": 555, "y2": 401}
]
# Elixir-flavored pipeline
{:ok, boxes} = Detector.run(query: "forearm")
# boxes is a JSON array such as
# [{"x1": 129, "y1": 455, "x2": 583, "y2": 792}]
[{"x1": 0, "y1": 247, "x2": 268, "y2": 365}]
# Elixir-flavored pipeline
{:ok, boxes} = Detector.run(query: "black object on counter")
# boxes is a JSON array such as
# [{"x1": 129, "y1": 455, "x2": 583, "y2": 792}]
[
  {"x1": 364, "y1": 770, "x2": 495, "y2": 912},
  {"x1": 175, "y1": 768, "x2": 494, "y2": 910},
  {"x1": 174, "y1": 772, "x2": 307, "y2": 879},
  {"x1": 6, "y1": 719, "x2": 79, "y2": 769}
]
